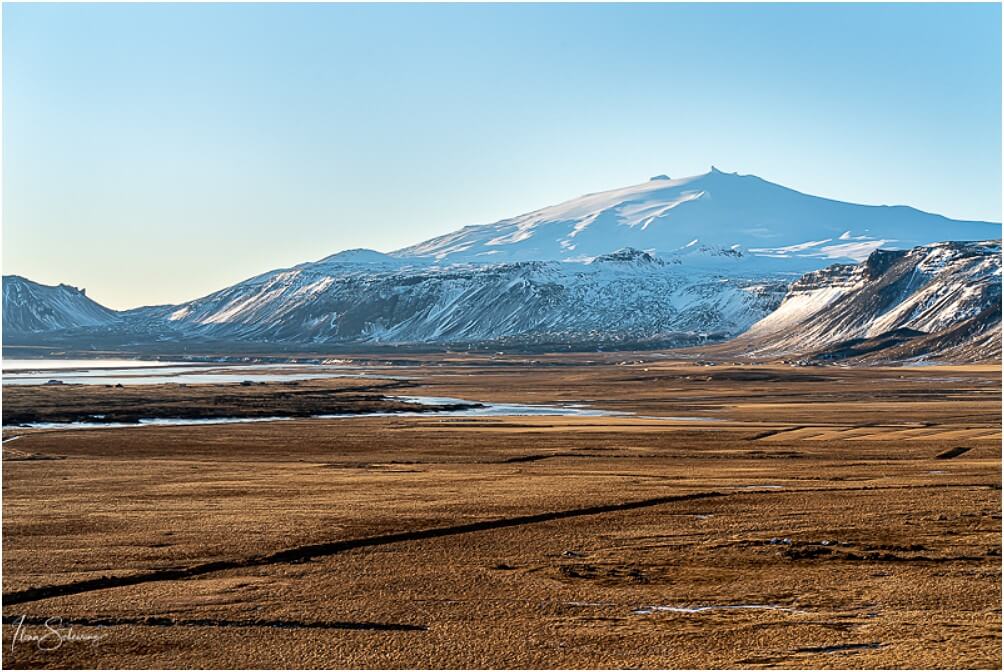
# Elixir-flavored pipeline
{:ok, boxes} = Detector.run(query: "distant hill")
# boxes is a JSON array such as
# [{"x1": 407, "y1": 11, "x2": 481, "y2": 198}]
[
  {"x1": 2, "y1": 275, "x2": 120, "y2": 335},
  {"x1": 729, "y1": 240, "x2": 1001, "y2": 363}
]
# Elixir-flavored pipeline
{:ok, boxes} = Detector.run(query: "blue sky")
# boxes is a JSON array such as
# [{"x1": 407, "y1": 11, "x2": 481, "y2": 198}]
[{"x1": 3, "y1": 2, "x2": 1001, "y2": 308}]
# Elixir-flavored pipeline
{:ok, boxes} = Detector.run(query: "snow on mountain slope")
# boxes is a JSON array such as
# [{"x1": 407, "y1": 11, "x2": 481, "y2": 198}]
[
  {"x1": 6, "y1": 168, "x2": 1000, "y2": 355},
  {"x1": 2, "y1": 275, "x2": 120, "y2": 333},
  {"x1": 393, "y1": 168, "x2": 999, "y2": 267},
  {"x1": 735, "y1": 240, "x2": 1002, "y2": 361},
  {"x1": 148, "y1": 249, "x2": 789, "y2": 346}
]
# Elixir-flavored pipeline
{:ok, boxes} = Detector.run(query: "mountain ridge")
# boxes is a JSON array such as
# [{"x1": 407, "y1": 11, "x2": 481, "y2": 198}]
[
  {"x1": 728, "y1": 240, "x2": 1001, "y2": 362},
  {"x1": 116, "y1": 249, "x2": 789, "y2": 347},
  {"x1": 3, "y1": 169, "x2": 1000, "y2": 361}
]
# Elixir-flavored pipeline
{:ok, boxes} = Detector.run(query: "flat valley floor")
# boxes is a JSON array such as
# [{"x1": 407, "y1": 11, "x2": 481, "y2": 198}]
[{"x1": 2, "y1": 358, "x2": 1001, "y2": 668}]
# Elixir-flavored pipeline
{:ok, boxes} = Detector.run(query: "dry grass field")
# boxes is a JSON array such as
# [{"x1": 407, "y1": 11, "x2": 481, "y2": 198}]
[{"x1": 2, "y1": 358, "x2": 1000, "y2": 668}]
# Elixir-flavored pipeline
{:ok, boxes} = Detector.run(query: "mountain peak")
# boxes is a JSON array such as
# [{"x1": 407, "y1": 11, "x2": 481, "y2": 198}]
[
  {"x1": 705, "y1": 165, "x2": 744, "y2": 178},
  {"x1": 318, "y1": 248, "x2": 398, "y2": 265},
  {"x1": 391, "y1": 169, "x2": 999, "y2": 268}
]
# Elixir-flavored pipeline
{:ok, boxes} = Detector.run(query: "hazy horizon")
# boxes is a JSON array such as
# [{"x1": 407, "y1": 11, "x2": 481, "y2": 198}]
[{"x1": 3, "y1": 2, "x2": 1001, "y2": 309}]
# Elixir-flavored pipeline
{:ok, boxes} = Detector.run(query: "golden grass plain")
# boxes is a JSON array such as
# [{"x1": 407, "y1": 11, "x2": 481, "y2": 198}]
[{"x1": 2, "y1": 359, "x2": 1000, "y2": 668}]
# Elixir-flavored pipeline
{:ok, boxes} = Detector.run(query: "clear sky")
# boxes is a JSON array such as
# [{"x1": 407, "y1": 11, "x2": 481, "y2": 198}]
[{"x1": 3, "y1": 2, "x2": 1001, "y2": 309}]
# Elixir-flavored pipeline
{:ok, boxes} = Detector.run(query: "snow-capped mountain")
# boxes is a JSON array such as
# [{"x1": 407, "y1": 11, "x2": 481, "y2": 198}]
[
  {"x1": 130, "y1": 168, "x2": 996, "y2": 348},
  {"x1": 734, "y1": 240, "x2": 1002, "y2": 362},
  {"x1": 394, "y1": 168, "x2": 999, "y2": 267},
  {"x1": 4, "y1": 169, "x2": 1000, "y2": 359},
  {"x1": 134, "y1": 248, "x2": 789, "y2": 346},
  {"x1": 2, "y1": 275, "x2": 120, "y2": 334}
]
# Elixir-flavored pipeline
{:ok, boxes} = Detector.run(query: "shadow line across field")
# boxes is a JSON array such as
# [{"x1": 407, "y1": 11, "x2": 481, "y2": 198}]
[
  {"x1": 3, "y1": 481, "x2": 992, "y2": 609},
  {"x1": 3, "y1": 491, "x2": 729, "y2": 607}
]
